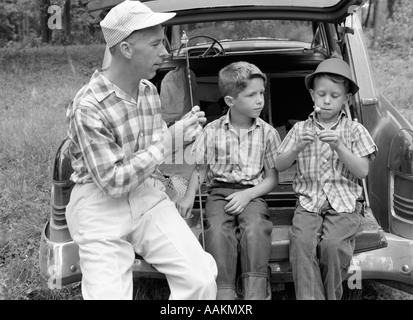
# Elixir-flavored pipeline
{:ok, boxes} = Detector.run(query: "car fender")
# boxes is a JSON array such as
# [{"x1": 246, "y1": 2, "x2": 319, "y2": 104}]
[{"x1": 349, "y1": 232, "x2": 413, "y2": 294}]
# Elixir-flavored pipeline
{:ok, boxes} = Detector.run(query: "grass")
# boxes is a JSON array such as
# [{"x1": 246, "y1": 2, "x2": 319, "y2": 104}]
[
  {"x1": 0, "y1": 44, "x2": 104, "y2": 300},
  {"x1": 369, "y1": 48, "x2": 413, "y2": 124},
  {"x1": 0, "y1": 37, "x2": 412, "y2": 300}
]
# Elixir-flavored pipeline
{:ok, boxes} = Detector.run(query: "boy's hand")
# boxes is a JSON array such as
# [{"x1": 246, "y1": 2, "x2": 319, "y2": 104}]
[
  {"x1": 176, "y1": 195, "x2": 195, "y2": 218},
  {"x1": 317, "y1": 130, "x2": 341, "y2": 150},
  {"x1": 295, "y1": 128, "x2": 315, "y2": 152},
  {"x1": 224, "y1": 190, "x2": 252, "y2": 215}
]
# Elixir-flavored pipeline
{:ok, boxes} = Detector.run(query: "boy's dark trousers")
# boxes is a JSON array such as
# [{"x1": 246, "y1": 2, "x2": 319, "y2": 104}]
[
  {"x1": 204, "y1": 182, "x2": 273, "y2": 300},
  {"x1": 289, "y1": 201, "x2": 362, "y2": 300}
]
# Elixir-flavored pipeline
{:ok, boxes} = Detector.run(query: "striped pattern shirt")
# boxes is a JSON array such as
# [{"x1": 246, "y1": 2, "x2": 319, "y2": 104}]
[
  {"x1": 277, "y1": 111, "x2": 378, "y2": 213},
  {"x1": 66, "y1": 69, "x2": 166, "y2": 198},
  {"x1": 192, "y1": 112, "x2": 281, "y2": 186}
]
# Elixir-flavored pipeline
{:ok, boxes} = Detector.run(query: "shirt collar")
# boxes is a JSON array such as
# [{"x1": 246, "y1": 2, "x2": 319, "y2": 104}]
[
  {"x1": 89, "y1": 69, "x2": 151, "y2": 103},
  {"x1": 308, "y1": 109, "x2": 347, "y2": 130},
  {"x1": 223, "y1": 109, "x2": 261, "y2": 131}
]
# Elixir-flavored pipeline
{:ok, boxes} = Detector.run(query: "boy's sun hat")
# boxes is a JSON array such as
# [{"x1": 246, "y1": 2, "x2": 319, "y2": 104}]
[
  {"x1": 304, "y1": 58, "x2": 359, "y2": 95},
  {"x1": 100, "y1": 0, "x2": 176, "y2": 48}
]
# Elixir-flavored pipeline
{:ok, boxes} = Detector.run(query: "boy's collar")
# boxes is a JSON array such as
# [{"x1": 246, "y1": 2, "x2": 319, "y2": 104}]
[
  {"x1": 309, "y1": 109, "x2": 347, "y2": 130},
  {"x1": 224, "y1": 110, "x2": 261, "y2": 130}
]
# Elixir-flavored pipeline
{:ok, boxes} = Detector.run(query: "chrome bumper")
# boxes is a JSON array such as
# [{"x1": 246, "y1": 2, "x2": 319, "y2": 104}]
[
  {"x1": 39, "y1": 222, "x2": 82, "y2": 289},
  {"x1": 350, "y1": 232, "x2": 413, "y2": 292},
  {"x1": 40, "y1": 221, "x2": 413, "y2": 293},
  {"x1": 269, "y1": 231, "x2": 413, "y2": 294},
  {"x1": 39, "y1": 222, "x2": 164, "y2": 289}
]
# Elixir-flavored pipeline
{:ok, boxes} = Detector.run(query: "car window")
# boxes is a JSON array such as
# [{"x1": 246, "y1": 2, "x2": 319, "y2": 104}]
[
  {"x1": 168, "y1": 19, "x2": 316, "y2": 52},
  {"x1": 311, "y1": 23, "x2": 329, "y2": 54}
]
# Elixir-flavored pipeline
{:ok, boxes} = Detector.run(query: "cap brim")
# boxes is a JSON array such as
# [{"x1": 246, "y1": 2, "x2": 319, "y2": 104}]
[
  {"x1": 305, "y1": 72, "x2": 359, "y2": 95},
  {"x1": 104, "y1": 11, "x2": 176, "y2": 48},
  {"x1": 131, "y1": 12, "x2": 176, "y2": 33}
]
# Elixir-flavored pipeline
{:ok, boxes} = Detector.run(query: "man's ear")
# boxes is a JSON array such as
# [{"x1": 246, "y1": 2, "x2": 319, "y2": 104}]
[
  {"x1": 224, "y1": 95, "x2": 234, "y2": 108},
  {"x1": 119, "y1": 41, "x2": 133, "y2": 60}
]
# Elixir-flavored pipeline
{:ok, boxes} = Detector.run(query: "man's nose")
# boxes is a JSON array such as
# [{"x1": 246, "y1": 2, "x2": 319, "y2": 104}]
[{"x1": 160, "y1": 46, "x2": 171, "y2": 60}]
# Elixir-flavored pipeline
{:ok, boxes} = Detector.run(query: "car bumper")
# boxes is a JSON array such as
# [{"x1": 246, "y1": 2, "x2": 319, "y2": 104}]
[
  {"x1": 269, "y1": 231, "x2": 413, "y2": 293},
  {"x1": 39, "y1": 222, "x2": 164, "y2": 289},
  {"x1": 349, "y1": 232, "x2": 413, "y2": 294},
  {"x1": 40, "y1": 221, "x2": 413, "y2": 293}
]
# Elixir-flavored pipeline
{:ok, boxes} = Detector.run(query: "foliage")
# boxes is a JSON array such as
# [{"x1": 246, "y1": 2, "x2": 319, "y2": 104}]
[
  {"x1": 0, "y1": 0, "x2": 38, "y2": 45},
  {"x1": 0, "y1": 0, "x2": 102, "y2": 47},
  {"x1": 377, "y1": 0, "x2": 413, "y2": 53}
]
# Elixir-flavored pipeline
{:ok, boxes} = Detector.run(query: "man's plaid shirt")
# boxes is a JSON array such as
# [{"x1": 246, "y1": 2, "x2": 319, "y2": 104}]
[
  {"x1": 66, "y1": 69, "x2": 165, "y2": 198},
  {"x1": 192, "y1": 112, "x2": 281, "y2": 186},
  {"x1": 277, "y1": 111, "x2": 378, "y2": 213}
]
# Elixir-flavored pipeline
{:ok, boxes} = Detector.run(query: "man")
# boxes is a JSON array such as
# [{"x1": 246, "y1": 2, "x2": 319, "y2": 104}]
[{"x1": 65, "y1": 0, "x2": 217, "y2": 300}]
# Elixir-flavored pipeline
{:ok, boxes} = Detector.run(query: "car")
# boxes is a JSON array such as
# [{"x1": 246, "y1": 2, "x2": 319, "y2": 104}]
[{"x1": 39, "y1": 0, "x2": 413, "y2": 298}]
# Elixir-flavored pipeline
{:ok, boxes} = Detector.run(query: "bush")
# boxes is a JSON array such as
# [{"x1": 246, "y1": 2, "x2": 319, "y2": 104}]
[{"x1": 380, "y1": 0, "x2": 413, "y2": 54}]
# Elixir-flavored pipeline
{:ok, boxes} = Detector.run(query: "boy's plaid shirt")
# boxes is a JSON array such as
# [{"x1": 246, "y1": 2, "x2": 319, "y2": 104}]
[
  {"x1": 66, "y1": 69, "x2": 165, "y2": 198},
  {"x1": 277, "y1": 111, "x2": 378, "y2": 213},
  {"x1": 192, "y1": 112, "x2": 281, "y2": 186}
]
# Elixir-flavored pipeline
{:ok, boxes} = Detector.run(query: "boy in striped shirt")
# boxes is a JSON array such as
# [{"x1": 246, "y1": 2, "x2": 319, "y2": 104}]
[
  {"x1": 275, "y1": 58, "x2": 378, "y2": 300},
  {"x1": 177, "y1": 61, "x2": 281, "y2": 300}
]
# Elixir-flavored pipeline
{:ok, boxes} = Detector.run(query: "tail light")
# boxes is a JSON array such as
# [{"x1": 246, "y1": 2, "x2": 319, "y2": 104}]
[
  {"x1": 388, "y1": 129, "x2": 413, "y2": 240},
  {"x1": 50, "y1": 137, "x2": 74, "y2": 243}
]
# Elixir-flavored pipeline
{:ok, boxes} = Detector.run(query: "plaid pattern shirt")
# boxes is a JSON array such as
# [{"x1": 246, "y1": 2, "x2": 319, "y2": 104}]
[
  {"x1": 66, "y1": 69, "x2": 166, "y2": 198},
  {"x1": 277, "y1": 111, "x2": 378, "y2": 213},
  {"x1": 192, "y1": 112, "x2": 281, "y2": 186}
]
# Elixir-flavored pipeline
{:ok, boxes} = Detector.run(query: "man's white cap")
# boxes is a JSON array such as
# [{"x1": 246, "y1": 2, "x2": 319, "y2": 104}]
[{"x1": 100, "y1": 0, "x2": 176, "y2": 48}]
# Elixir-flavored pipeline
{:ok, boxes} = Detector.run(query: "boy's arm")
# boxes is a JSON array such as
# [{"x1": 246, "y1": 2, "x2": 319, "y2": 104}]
[
  {"x1": 275, "y1": 123, "x2": 314, "y2": 172},
  {"x1": 246, "y1": 166, "x2": 278, "y2": 200},
  {"x1": 274, "y1": 147, "x2": 301, "y2": 172},
  {"x1": 318, "y1": 129, "x2": 372, "y2": 179},
  {"x1": 176, "y1": 164, "x2": 208, "y2": 218},
  {"x1": 331, "y1": 143, "x2": 370, "y2": 179}
]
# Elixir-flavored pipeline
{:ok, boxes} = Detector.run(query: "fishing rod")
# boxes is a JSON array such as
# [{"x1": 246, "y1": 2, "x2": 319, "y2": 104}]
[{"x1": 181, "y1": 31, "x2": 206, "y2": 249}]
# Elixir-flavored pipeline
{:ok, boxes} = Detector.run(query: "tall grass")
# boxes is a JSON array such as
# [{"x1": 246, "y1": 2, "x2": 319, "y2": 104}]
[
  {"x1": 369, "y1": 47, "x2": 413, "y2": 124},
  {"x1": 0, "y1": 39, "x2": 412, "y2": 300},
  {"x1": 0, "y1": 44, "x2": 104, "y2": 300}
]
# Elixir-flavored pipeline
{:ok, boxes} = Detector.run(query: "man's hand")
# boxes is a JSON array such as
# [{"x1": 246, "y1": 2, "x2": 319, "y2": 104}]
[{"x1": 180, "y1": 105, "x2": 206, "y2": 142}]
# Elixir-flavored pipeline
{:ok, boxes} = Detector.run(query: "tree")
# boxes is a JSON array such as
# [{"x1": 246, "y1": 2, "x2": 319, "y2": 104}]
[
  {"x1": 40, "y1": 0, "x2": 52, "y2": 43},
  {"x1": 64, "y1": 0, "x2": 71, "y2": 38},
  {"x1": 387, "y1": 0, "x2": 399, "y2": 19}
]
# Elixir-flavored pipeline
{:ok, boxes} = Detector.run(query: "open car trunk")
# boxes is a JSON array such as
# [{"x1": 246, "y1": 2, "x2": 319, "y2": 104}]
[{"x1": 151, "y1": 49, "x2": 388, "y2": 283}]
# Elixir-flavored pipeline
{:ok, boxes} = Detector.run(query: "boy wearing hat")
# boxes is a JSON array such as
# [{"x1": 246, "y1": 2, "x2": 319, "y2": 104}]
[
  {"x1": 177, "y1": 61, "x2": 281, "y2": 300},
  {"x1": 275, "y1": 58, "x2": 378, "y2": 299},
  {"x1": 65, "y1": 0, "x2": 217, "y2": 300}
]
